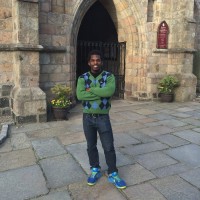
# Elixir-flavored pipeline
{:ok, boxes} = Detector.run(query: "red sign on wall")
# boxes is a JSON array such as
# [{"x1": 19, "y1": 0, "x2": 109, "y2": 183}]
[{"x1": 157, "y1": 21, "x2": 169, "y2": 49}]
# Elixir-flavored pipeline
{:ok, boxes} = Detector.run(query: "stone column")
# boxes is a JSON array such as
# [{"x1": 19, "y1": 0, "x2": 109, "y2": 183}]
[{"x1": 11, "y1": 0, "x2": 46, "y2": 124}]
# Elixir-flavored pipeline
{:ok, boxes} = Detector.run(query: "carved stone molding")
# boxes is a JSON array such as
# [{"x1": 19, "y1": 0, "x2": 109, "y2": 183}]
[
  {"x1": 153, "y1": 48, "x2": 196, "y2": 54},
  {"x1": 0, "y1": 44, "x2": 43, "y2": 51},
  {"x1": 18, "y1": 0, "x2": 38, "y2": 3}
]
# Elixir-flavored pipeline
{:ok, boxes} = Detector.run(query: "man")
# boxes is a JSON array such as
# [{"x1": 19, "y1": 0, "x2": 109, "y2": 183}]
[{"x1": 76, "y1": 50, "x2": 126, "y2": 189}]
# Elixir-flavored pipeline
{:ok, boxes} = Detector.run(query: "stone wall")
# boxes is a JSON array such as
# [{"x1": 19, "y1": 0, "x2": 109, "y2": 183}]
[
  {"x1": 0, "y1": 84, "x2": 13, "y2": 116},
  {"x1": 39, "y1": 0, "x2": 74, "y2": 101},
  {"x1": 0, "y1": 0, "x2": 199, "y2": 123},
  {"x1": 38, "y1": 0, "x2": 198, "y2": 103}
]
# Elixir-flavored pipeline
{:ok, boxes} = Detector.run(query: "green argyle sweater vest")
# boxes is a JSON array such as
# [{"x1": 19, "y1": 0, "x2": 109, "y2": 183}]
[{"x1": 76, "y1": 71, "x2": 116, "y2": 114}]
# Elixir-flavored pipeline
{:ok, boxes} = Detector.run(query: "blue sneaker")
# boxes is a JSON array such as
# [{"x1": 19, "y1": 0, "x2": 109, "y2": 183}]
[
  {"x1": 108, "y1": 172, "x2": 126, "y2": 189},
  {"x1": 87, "y1": 167, "x2": 102, "y2": 186}
]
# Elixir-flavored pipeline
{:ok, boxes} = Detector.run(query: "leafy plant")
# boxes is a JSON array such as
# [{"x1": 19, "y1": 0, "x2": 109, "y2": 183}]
[
  {"x1": 50, "y1": 84, "x2": 72, "y2": 108},
  {"x1": 158, "y1": 75, "x2": 179, "y2": 94}
]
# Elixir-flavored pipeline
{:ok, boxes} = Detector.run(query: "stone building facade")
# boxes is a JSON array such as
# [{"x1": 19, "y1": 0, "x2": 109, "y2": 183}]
[{"x1": 0, "y1": 0, "x2": 199, "y2": 124}]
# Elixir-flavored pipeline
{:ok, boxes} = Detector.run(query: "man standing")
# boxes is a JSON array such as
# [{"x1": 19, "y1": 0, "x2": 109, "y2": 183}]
[{"x1": 76, "y1": 50, "x2": 126, "y2": 189}]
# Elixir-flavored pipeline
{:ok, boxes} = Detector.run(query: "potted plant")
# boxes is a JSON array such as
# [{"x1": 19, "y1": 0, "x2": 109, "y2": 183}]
[
  {"x1": 158, "y1": 75, "x2": 179, "y2": 102},
  {"x1": 50, "y1": 84, "x2": 72, "y2": 120}
]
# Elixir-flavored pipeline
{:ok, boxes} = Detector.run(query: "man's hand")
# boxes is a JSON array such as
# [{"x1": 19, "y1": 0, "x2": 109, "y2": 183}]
[{"x1": 86, "y1": 88, "x2": 90, "y2": 92}]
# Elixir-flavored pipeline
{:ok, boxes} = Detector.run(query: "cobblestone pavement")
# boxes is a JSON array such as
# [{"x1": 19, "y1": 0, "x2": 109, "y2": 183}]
[{"x1": 0, "y1": 100, "x2": 200, "y2": 200}]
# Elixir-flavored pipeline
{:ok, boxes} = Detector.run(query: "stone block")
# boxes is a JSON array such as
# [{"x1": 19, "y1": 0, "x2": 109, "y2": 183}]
[
  {"x1": 2, "y1": 108, "x2": 11, "y2": 116},
  {"x1": 39, "y1": 34, "x2": 52, "y2": 46},
  {"x1": 0, "y1": 165, "x2": 48, "y2": 200},
  {"x1": 40, "y1": 53, "x2": 51, "y2": 64},
  {"x1": 52, "y1": 35, "x2": 66, "y2": 46},
  {"x1": 33, "y1": 191, "x2": 71, "y2": 200},
  {"x1": 0, "y1": 31, "x2": 12, "y2": 43},
  {"x1": 136, "y1": 151, "x2": 177, "y2": 170},
  {"x1": 40, "y1": 2, "x2": 51, "y2": 12},
  {"x1": 39, "y1": 24, "x2": 57, "y2": 35},
  {"x1": 0, "y1": 97, "x2": 9, "y2": 108},
  {"x1": 41, "y1": 64, "x2": 62, "y2": 74},
  {"x1": 150, "y1": 176, "x2": 200, "y2": 200},
  {"x1": 39, "y1": 154, "x2": 86, "y2": 188},
  {"x1": 15, "y1": 115, "x2": 37, "y2": 124},
  {"x1": 11, "y1": 132, "x2": 31, "y2": 150},
  {"x1": 0, "y1": 148, "x2": 36, "y2": 172},
  {"x1": 50, "y1": 53, "x2": 66, "y2": 64},
  {"x1": 52, "y1": 6, "x2": 64, "y2": 13},
  {"x1": 39, "y1": 114, "x2": 47, "y2": 122},
  {"x1": 32, "y1": 138, "x2": 66, "y2": 159}
]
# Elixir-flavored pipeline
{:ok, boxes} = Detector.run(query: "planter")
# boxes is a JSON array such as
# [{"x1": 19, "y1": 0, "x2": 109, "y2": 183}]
[
  {"x1": 160, "y1": 93, "x2": 174, "y2": 102},
  {"x1": 52, "y1": 107, "x2": 69, "y2": 120}
]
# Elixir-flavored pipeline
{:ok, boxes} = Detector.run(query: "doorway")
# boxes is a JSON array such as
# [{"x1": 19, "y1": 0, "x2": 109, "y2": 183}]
[{"x1": 76, "y1": 1, "x2": 126, "y2": 98}]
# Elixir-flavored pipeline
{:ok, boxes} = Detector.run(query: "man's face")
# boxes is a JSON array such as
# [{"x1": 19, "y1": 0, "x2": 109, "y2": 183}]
[{"x1": 88, "y1": 55, "x2": 102, "y2": 73}]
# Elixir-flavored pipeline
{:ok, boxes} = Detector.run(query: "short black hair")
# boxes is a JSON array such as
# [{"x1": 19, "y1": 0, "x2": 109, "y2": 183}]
[{"x1": 87, "y1": 50, "x2": 103, "y2": 61}]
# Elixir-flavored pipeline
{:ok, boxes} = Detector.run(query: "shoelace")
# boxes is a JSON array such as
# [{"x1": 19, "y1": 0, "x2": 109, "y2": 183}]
[
  {"x1": 90, "y1": 171, "x2": 98, "y2": 178},
  {"x1": 112, "y1": 174, "x2": 121, "y2": 182}
]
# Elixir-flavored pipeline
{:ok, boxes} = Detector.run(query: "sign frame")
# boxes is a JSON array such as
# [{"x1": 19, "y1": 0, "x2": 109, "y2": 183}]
[{"x1": 157, "y1": 21, "x2": 169, "y2": 49}]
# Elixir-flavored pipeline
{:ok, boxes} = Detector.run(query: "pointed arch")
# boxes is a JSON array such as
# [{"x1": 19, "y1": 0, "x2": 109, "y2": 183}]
[{"x1": 69, "y1": 0, "x2": 147, "y2": 98}]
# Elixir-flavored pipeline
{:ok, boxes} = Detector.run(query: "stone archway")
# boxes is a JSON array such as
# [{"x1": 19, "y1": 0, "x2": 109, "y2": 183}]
[{"x1": 70, "y1": 0, "x2": 146, "y2": 99}]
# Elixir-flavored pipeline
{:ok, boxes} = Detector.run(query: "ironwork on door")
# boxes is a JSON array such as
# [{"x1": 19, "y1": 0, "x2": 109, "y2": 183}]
[{"x1": 77, "y1": 41, "x2": 126, "y2": 98}]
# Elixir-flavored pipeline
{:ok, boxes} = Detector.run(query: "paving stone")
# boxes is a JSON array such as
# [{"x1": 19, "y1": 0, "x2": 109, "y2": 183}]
[
  {"x1": 185, "y1": 110, "x2": 200, "y2": 118},
  {"x1": 10, "y1": 123, "x2": 51, "y2": 134},
  {"x1": 172, "y1": 125, "x2": 196, "y2": 132},
  {"x1": 193, "y1": 128, "x2": 200, "y2": 132},
  {"x1": 118, "y1": 111, "x2": 146, "y2": 121},
  {"x1": 135, "y1": 152, "x2": 177, "y2": 170},
  {"x1": 110, "y1": 113, "x2": 136, "y2": 123},
  {"x1": 139, "y1": 126, "x2": 173, "y2": 137},
  {"x1": 57, "y1": 131, "x2": 86, "y2": 146},
  {"x1": 180, "y1": 118, "x2": 200, "y2": 126},
  {"x1": 171, "y1": 112, "x2": 192, "y2": 118},
  {"x1": 127, "y1": 131, "x2": 155, "y2": 143},
  {"x1": 31, "y1": 191, "x2": 71, "y2": 200},
  {"x1": 0, "y1": 165, "x2": 48, "y2": 200},
  {"x1": 26, "y1": 126, "x2": 71, "y2": 139},
  {"x1": 69, "y1": 176, "x2": 126, "y2": 200},
  {"x1": 173, "y1": 130, "x2": 200, "y2": 145},
  {"x1": 150, "y1": 175, "x2": 200, "y2": 200},
  {"x1": 155, "y1": 134, "x2": 190, "y2": 147},
  {"x1": 39, "y1": 154, "x2": 86, "y2": 188},
  {"x1": 113, "y1": 133, "x2": 140, "y2": 147},
  {"x1": 66, "y1": 142, "x2": 89, "y2": 173},
  {"x1": 134, "y1": 108, "x2": 158, "y2": 115},
  {"x1": 66, "y1": 142, "x2": 134, "y2": 174},
  {"x1": 32, "y1": 138, "x2": 66, "y2": 159},
  {"x1": 136, "y1": 117, "x2": 158, "y2": 124},
  {"x1": 119, "y1": 141, "x2": 169, "y2": 156},
  {"x1": 152, "y1": 163, "x2": 191, "y2": 178},
  {"x1": 165, "y1": 144, "x2": 200, "y2": 167},
  {"x1": 148, "y1": 113, "x2": 175, "y2": 120},
  {"x1": 143, "y1": 121, "x2": 162, "y2": 127},
  {"x1": 11, "y1": 132, "x2": 31, "y2": 150},
  {"x1": 158, "y1": 119, "x2": 187, "y2": 128},
  {"x1": 180, "y1": 168, "x2": 200, "y2": 188},
  {"x1": 112, "y1": 122, "x2": 144, "y2": 132},
  {"x1": 174, "y1": 107, "x2": 195, "y2": 112},
  {"x1": 181, "y1": 117, "x2": 200, "y2": 126},
  {"x1": 0, "y1": 148, "x2": 36, "y2": 172},
  {"x1": 66, "y1": 123, "x2": 84, "y2": 133},
  {"x1": 118, "y1": 164, "x2": 155, "y2": 186},
  {"x1": 123, "y1": 183, "x2": 166, "y2": 200},
  {"x1": 0, "y1": 138, "x2": 12, "y2": 153}
]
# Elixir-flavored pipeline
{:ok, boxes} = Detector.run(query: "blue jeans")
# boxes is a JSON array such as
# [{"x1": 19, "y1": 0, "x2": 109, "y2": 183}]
[{"x1": 83, "y1": 113, "x2": 118, "y2": 174}]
